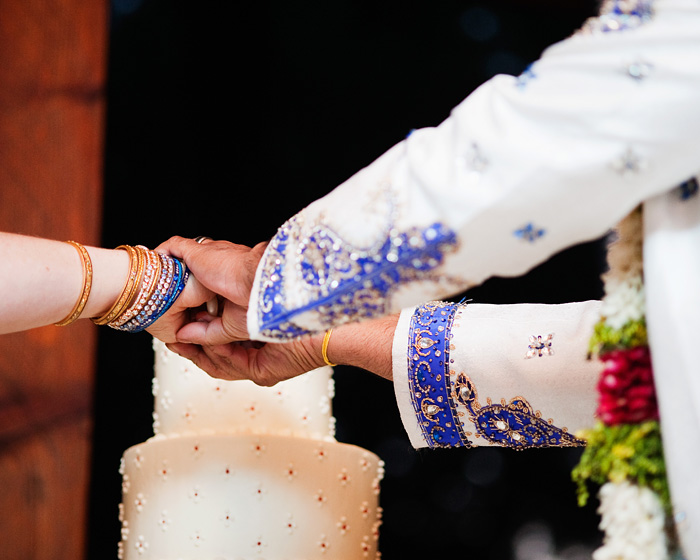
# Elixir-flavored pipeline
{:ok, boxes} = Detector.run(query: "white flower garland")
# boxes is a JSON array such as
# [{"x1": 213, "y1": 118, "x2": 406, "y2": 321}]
[
  {"x1": 599, "y1": 209, "x2": 646, "y2": 329},
  {"x1": 591, "y1": 208, "x2": 671, "y2": 560},
  {"x1": 594, "y1": 481, "x2": 668, "y2": 560}
]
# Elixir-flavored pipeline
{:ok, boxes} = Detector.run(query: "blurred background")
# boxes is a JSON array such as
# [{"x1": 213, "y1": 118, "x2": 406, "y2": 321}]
[{"x1": 1, "y1": 0, "x2": 608, "y2": 558}]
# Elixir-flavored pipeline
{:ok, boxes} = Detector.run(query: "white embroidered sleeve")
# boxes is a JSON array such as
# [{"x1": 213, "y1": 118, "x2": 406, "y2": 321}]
[
  {"x1": 247, "y1": 0, "x2": 700, "y2": 341},
  {"x1": 392, "y1": 300, "x2": 602, "y2": 449}
]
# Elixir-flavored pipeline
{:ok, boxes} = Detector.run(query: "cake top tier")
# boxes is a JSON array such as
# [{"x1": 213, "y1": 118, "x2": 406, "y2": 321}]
[{"x1": 152, "y1": 339, "x2": 336, "y2": 441}]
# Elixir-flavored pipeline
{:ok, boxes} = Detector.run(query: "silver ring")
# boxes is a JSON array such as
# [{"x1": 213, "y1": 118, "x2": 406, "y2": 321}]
[{"x1": 194, "y1": 236, "x2": 212, "y2": 244}]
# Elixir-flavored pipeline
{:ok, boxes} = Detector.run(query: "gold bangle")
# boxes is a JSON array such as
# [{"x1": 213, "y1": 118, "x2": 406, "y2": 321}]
[
  {"x1": 55, "y1": 241, "x2": 93, "y2": 326},
  {"x1": 91, "y1": 245, "x2": 141, "y2": 325},
  {"x1": 108, "y1": 246, "x2": 160, "y2": 327},
  {"x1": 321, "y1": 329, "x2": 337, "y2": 367},
  {"x1": 107, "y1": 246, "x2": 155, "y2": 327},
  {"x1": 116, "y1": 245, "x2": 151, "y2": 325}
]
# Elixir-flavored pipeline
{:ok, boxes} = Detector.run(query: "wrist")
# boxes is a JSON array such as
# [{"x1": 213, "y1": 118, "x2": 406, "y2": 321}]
[
  {"x1": 83, "y1": 246, "x2": 130, "y2": 319},
  {"x1": 321, "y1": 315, "x2": 398, "y2": 380}
]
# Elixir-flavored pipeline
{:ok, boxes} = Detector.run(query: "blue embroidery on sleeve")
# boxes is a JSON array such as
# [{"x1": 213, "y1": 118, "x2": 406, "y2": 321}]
[
  {"x1": 453, "y1": 374, "x2": 585, "y2": 449},
  {"x1": 257, "y1": 216, "x2": 459, "y2": 339},
  {"x1": 525, "y1": 334, "x2": 554, "y2": 358},
  {"x1": 405, "y1": 302, "x2": 584, "y2": 450},
  {"x1": 578, "y1": 0, "x2": 654, "y2": 35},
  {"x1": 516, "y1": 63, "x2": 536, "y2": 89},
  {"x1": 407, "y1": 302, "x2": 472, "y2": 448},
  {"x1": 677, "y1": 177, "x2": 698, "y2": 201},
  {"x1": 514, "y1": 223, "x2": 545, "y2": 243}
]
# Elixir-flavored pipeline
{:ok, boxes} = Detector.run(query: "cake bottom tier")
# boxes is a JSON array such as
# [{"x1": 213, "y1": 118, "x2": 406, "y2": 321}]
[{"x1": 120, "y1": 434, "x2": 383, "y2": 560}]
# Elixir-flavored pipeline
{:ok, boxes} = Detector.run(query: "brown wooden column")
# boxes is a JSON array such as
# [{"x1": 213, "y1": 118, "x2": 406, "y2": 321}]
[{"x1": 0, "y1": 0, "x2": 107, "y2": 558}]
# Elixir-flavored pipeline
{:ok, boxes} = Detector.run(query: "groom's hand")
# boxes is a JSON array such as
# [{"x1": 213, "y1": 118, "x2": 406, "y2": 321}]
[
  {"x1": 155, "y1": 236, "x2": 267, "y2": 343},
  {"x1": 146, "y1": 273, "x2": 213, "y2": 343},
  {"x1": 166, "y1": 334, "x2": 326, "y2": 387}
]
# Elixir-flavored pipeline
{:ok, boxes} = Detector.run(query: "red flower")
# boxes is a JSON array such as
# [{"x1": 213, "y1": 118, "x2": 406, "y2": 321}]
[{"x1": 596, "y1": 346, "x2": 658, "y2": 425}]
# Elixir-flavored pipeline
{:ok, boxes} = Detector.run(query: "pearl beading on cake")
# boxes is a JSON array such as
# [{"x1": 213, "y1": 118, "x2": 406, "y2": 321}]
[
  {"x1": 151, "y1": 339, "x2": 337, "y2": 441},
  {"x1": 120, "y1": 341, "x2": 384, "y2": 559},
  {"x1": 120, "y1": 434, "x2": 384, "y2": 559}
]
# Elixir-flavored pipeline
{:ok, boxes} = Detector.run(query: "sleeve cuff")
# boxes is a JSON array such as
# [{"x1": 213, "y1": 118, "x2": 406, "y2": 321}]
[
  {"x1": 392, "y1": 306, "x2": 430, "y2": 448},
  {"x1": 393, "y1": 300, "x2": 602, "y2": 450}
]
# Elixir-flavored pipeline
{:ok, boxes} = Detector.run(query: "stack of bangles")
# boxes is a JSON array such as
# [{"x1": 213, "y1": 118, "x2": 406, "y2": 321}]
[{"x1": 55, "y1": 242, "x2": 189, "y2": 332}]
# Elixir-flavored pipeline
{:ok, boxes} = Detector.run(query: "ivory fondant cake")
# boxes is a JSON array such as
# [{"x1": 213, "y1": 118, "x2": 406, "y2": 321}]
[{"x1": 118, "y1": 340, "x2": 384, "y2": 559}]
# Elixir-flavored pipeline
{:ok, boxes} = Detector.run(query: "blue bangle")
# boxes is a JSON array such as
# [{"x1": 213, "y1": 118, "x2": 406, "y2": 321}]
[
  {"x1": 145, "y1": 258, "x2": 189, "y2": 328},
  {"x1": 116, "y1": 254, "x2": 188, "y2": 333},
  {"x1": 129, "y1": 256, "x2": 188, "y2": 333},
  {"x1": 115, "y1": 254, "x2": 175, "y2": 332}
]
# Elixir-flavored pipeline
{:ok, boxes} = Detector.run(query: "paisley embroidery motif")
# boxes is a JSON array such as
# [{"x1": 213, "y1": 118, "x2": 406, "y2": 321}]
[
  {"x1": 453, "y1": 373, "x2": 585, "y2": 449},
  {"x1": 257, "y1": 215, "x2": 459, "y2": 339},
  {"x1": 406, "y1": 303, "x2": 584, "y2": 450}
]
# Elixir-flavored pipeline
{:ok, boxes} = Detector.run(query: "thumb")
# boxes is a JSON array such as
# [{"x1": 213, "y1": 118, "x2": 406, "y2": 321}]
[
  {"x1": 176, "y1": 306, "x2": 249, "y2": 345},
  {"x1": 177, "y1": 318, "x2": 226, "y2": 346}
]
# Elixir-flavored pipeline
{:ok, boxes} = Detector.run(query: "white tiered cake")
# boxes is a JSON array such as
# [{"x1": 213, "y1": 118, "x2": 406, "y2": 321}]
[{"x1": 119, "y1": 340, "x2": 384, "y2": 559}]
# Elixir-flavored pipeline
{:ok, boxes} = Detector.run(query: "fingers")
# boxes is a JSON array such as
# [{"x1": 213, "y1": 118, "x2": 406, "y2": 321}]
[
  {"x1": 176, "y1": 318, "x2": 237, "y2": 346},
  {"x1": 155, "y1": 235, "x2": 266, "y2": 359},
  {"x1": 165, "y1": 342, "x2": 237, "y2": 381},
  {"x1": 155, "y1": 235, "x2": 201, "y2": 259},
  {"x1": 157, "y1": 236, "x2": 265, "y2": 307},
  {"x1": 165, "y1": 337, "x2": 317, "y2": 387},
  {"x1": 166, "y1": 341, "x2": 257, "y2": 382},
  {"x1": 180, "y1": 272, "x2": 215, "y2": 308},
  {"x1": 155, "y1": 237, "x2": 220, "y2": 309},
  {"x1": 176, "y1": 301, "x2": 249, "y2": 344},
  {"x1": 206, "y1": 297, "x2": 219, "y2": 316},
  {"x1": 193, "y1": 240, "x2": 219, "y2": 314}
]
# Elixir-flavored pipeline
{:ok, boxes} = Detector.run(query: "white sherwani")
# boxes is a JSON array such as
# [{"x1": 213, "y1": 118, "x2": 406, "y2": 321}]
[{"x1": 246, "y1": 0, "x2": 700, "y2": 555}]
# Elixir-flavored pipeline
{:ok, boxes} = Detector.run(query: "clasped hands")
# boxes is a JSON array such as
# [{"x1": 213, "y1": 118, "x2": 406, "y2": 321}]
[{"x1": 144, "y1": 236, "x2": 329, "y2": 387}]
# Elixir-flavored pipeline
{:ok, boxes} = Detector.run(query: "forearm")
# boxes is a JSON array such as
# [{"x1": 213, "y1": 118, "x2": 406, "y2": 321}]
[
  {"x1": 315, "y1": 314, "x2": 399, "y2": 381},
  {"x1": 0, "y1": 233, "x2": 129, "y2": 333}
]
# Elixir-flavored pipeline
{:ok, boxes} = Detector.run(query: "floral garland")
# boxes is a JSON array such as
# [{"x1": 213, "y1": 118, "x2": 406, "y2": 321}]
[{"x1": 571, "y1": 208, "x2": 682, "y2": 560}]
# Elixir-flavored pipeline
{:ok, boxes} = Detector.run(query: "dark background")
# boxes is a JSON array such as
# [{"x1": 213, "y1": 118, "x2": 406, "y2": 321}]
[{"x1": 89, "y1": 1, "x2": 606, "y2": 558}]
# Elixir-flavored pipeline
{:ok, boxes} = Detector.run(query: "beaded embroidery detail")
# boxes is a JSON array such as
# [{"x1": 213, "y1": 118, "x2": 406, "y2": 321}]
[
  {"x1": 578, "y1": 0, "x2": 654, "y2": 35},
  {"x1": 257, "y1": 215, "x2": 459, "y2": 339},
  {"x1": 677, "y1": 177, "x2": 698, "y2": 201},
  {"x1": 626, "y1": 60, "x2": 653, "y2": 82},
  {"x1": 407, "y1": 302, "x2": 472, "y2": 448},
  {"x1": 407, "y1": 302, "x2": 583, "y2": 450},
  {"x1": 516, "y1": 63, "x2": 536, "y2": 89},
  {"x1": 453, "y1": 373, "x2": 585, "y2": 449},
  {"x1": 457, "y1": 142, "x2": 489, "y2": 184},
  {"x1": 612, "y1": 147, "x2": 646, "y2": 178},
  {"x1": 525, "y1": 334, "x2": 554, "y2": 358},
  {"x1": 514, "y1": 223, "x2": 546, "y2": 242}
]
